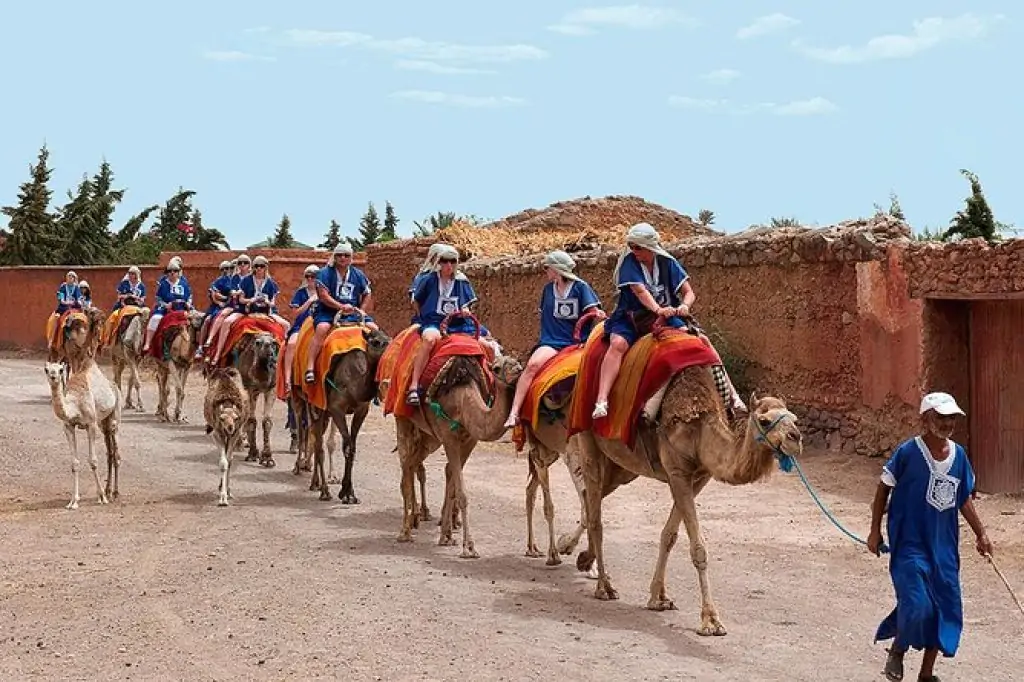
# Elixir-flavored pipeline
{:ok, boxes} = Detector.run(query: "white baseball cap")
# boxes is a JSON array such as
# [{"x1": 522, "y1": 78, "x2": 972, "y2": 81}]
[{"x1": 920, "y1": 392, "x2": 965, "y2": 416}]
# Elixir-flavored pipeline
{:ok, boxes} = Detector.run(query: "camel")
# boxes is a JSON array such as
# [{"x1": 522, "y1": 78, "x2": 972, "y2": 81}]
[
  {"x1": 203, "y1": 367, "x2": 250, "y2": 506},
  {"x1": 232, "y1": 331, "x2": 280, "y2": 468},
  {"x1": 53, "y1": 307, "x2": 106, "y2": 372},
  {"x1": 43, "y1": 359, "x2": 123, "y2": 509},
  {"x1": 109, "y1": 309, "x2": 150, "y2": 411},
  {"x1": 154, "y1": 309, "x2": 204, "y2": 423},
  {"x1": 395, "y1": 344, "x2": 524, "y2": 558},
  {"x1": 572, "y1": 365, "x2": 802, "y2": 636}
]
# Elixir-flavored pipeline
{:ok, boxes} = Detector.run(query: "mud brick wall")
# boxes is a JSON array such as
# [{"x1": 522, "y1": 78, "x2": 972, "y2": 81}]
[{"x1": 903, "y1": 237, "x2": 1024, "y2": 298}]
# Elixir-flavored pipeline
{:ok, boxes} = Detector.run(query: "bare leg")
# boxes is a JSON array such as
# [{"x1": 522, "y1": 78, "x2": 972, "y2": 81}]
[
  {"x1": 304, "y1": 322, "x2": 331, "y2": 381},
  {"x1": 593, "y1": 335, "x2": 628, "y2": 418},
  {"x1": 283, "y1": 334, "x2": 298, "y2": 393},
  {"x1": 505, "y1": 346, "x2": 557, "y2": 428},
  {"x1": 212, "y1": 314, "x2": 241, "y2": 363},
  {"x1": 919, "y1": 649, "x2": 938, "y2": 680},
  {"x1": 407, "y1": 329, "x2": 440, "y2": 403}
]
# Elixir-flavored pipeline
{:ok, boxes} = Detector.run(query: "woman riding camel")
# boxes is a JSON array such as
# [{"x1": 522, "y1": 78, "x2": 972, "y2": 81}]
[
  {"x1": 283, "y1": 264, "x2": 319, "y2": 393},
  {"x1": 303, "y1": 243, "x2": 377, "y2": 384},
  {"x1": 142, "y1": 256, "x2": 193, "y2": 353},
  {"x1": 113, "y1": 266, "x2": 148, "y2": 312},
  {"x1": 504, "y1": 250, "x2": 605, "y2": 429},
  {"x1": 194, "y1": 260, "x2": 234, "y2": 359},
  {"x1": 202, "y1": 254, "x2": 251, "y2": 360},
  {"x1": 406, "y1": 243, "x2": 482, "y2": 406},
  {"x1": 592, "y1": 222, "x2": 746, "y2": 420},
  {"x1": 210, "y1": 255, "x2": 289, "y2": 365},
  {"x1": 53, "y1": 271, "x2": 82, "y2": 315}
]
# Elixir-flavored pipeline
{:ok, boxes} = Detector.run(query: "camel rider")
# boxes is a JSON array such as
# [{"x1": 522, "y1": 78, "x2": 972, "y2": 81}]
[
  {"x1": 303, "y1": 243, "x2": 377, "y2": 384},
  {"x1": 504, "y1": 250, "x2": 605, "y2": 429},
  {"x1": 202, "y1": 254, "x2": 251, "y2": 361},
  {"x1": 406, "y1": 244, "x2": 483, "y2": 405},
  {"x1": 195, "y1": 260, "x2": 234, "y2": 359},
  {"x1": 78, "y1": 280, "x2": 93, "y2": 309},
  {"x1": 54, "y1": 271, "x2": 82, "y2": 315},
  {"x1": 113, "y1": 266, "x2": 148, "y2": 312},
  {"x1": 283, "y1": 264, "x2": 319, "y2": 393},
  {"x1": 210, "y1": 255, "x2": 289, "y2": 365},
  {"x1": 142, "y1": 257, "x2": 193, "y2": 353},
  {"x1": 408, "y1": 243, "x2": 447, "y2": 320}
]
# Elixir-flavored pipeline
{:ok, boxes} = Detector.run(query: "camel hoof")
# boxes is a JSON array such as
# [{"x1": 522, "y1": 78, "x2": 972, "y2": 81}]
[
  {"x1": 586, "y1": 563, "x2": 600, "y2": 580},
  {"x1": 66, "y1": 500, "x2": 79, "y2": 510},
  {"x1": 696, "y1": 621, "x2": 727, "y2": 637},
  {"x1": 259, "y1": 457, "x2": 276, "y2": 469},
  {"x1": 646, "y1": 598, "x2": 677, "y2": 612},
  {"x1": 460, "y1": 548, "x2": 480, "y2": 559},
  {"x1": 556, "y1": 533, "x2": 580, "y2": 555},
  {"x1": 338, "y1": 492, "x2": 360, "y2": 505},
  {"x1": 218, "y1": 498, "x2": 229, "y2": 507},
  {"x1": 397, "y1": 531, "x2": 413, "y2": 543},
  {"x1": 438, "y1": 536, "x2": 457, "y2": 547},
  {"x1": 545, "y1": 554, "x2": 563, "y2": 567},
  {"x1": 525, "y1": 546, "x2": 543, "y2": 559},
  {"x1": 136, "y1": 404, "x2": 145, "y2": 412},
  {"x1": 245, "y1": 452, "x2": 259, "y2": 462},
  {"x1": 594, "y1": 582, "x2": 619, "y2": 601},
  {"x1": 318, "y1": 490, "x2": 332, "y2": 502},
  {"x1": 97, "y1": 496, "x2": 109, "y2": 505},
  {"x1": 419, "y1": 507, "x2": 432, "y2": 522}
]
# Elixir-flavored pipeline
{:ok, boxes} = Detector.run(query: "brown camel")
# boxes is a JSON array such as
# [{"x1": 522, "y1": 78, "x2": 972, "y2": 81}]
[
  {"x1": 43, "y1": 358, "x2": 123, "y2": 509},
  {"x1": 154, "y1": 309, "x2": 204, "y2": 423},
  {"x1": 109, "y1": 309, "x2": 150, "y2": 412},
  {"x1": 395, "y1": 351, "x2": 524, "y2": 558},
  {"x1": 572, "y1": 366, "x2": 802, "y2": 636},
  {"x1": 203, "y1": 367, "x2": 250, "y2": 506},
  {"x1": 231, "y1": 331, "x2": 280, "y2": 468}
]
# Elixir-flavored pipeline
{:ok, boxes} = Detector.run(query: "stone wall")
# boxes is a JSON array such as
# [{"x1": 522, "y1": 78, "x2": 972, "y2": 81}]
[{"x1": 904, "y1": 237, "x2": 1024, "y2": 298}]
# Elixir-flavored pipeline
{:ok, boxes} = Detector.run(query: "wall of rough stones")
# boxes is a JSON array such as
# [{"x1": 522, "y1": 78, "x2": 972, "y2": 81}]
[{"x1": 904, "y1": 237, "x2": 1024, "y2": 299}]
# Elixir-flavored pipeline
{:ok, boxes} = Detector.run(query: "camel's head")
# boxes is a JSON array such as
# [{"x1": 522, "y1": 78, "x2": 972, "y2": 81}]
[
  {"x1": 186, "y1": 309, "x2": 205, "y2": 331},
  {"x1": 362, "y1": 326, "x2": 392, "y2": 359},
  {"x1": 748, "y1": 392, "x2": 802, "y2": 461},
  {"x1": 491, "y1": 353, "x2": 524, "y2": 386},
  {"x1": 251, "y1": 333, "x2": 279, "y2": 371},
  {"x1": 43, "y1": 362, "x2": 68, "y2": 390},
  {"x1": 216, "y1": 404, "x2": 244, "y2": 438}
]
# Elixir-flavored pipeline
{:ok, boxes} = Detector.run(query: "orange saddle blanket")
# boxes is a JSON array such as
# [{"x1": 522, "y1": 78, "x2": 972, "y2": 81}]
[
  {"x1": 147, "y1": 310, "x2": 190, "y2": 360},
  {"x1": 101, "y1": 305, "x2": 143, "y2": 347},
  {"x1": 567, "y1": 321, "x2": 722, "y2": 449},
  {"x1": 511, "y1": 343, "x2": 585, "y2": 451},
  {"x1": 283, "y1": 317, "x2": 369, "y2": 409},
  {"x1": 215, "y1": 314, "x2": 285, "y2": 369},
  {"x1": 45, "y1": 310, "x2": 88, "y2": 352},
  {"x1": 379, "y1": 325, "x2": 494, "y2": 420}
]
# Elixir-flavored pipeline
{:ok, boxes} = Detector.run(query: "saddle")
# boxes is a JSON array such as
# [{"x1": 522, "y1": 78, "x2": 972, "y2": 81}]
[
  {"x1": 215, "y1": 314, "x2": 285, "y2": 369},
  {"x1": 102, "y1": 305, "x2": 143, "y2": 347},
  {"x1": 286, "y1": 316, "x2": 370, "y2": 409},
  {"x1": 147, "y1": 310, "x2": 190, "y2": 360},
  {"x1": 46, "y1": 310, "x2": 87, "y2": 352}
]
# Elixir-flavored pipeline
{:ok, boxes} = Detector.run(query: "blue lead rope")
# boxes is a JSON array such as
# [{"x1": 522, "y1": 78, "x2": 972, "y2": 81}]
[{"x1": 757, "y1": 413, "x2": 890, "y2": 555}]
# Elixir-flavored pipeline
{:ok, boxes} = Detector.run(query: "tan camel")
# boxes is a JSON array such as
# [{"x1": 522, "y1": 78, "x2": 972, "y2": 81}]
[
  {"x1": 230, "y1": 331, "x2": 280, "y2": 468},
  {"x1": 43, "y1": 359, "x2": 123, "y2": 509},
  {"x1": 56, "y1": 307, "x2": 106, "y2": 372},
  {"x1": 395, "y1": 352, "x2": 524, "y2": 558},
  {"x1": 203, "y1": 367, "x2": 250, "y2": 506},
  {"x1": 109, "y1": 309, "x2": 150, "y2": 411},
  {"x1": 572, "y1": 366, "x2": 802, "y2": 636},
  {"x1": 154, "y1": 309, "x2": 204, "y2": 423}
]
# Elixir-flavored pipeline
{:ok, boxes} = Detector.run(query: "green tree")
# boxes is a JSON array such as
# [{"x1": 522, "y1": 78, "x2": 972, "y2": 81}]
[
  {"x1": 942, "y1": 169, "x2": 1000, "y2": 244},
  {"x1": 109, "y1": 204, "x2": 161, "y2": 264},
  {"x1": 769, "y1": 216, "x2": 800, "y2": 228},
  {"x1": 57, "y1": 175, "x2": 114, "y2": 264},
  {"x1": 697, "y1": 209, "x2": 715, "y2": 226},
  {"x1": 90, "y1": 159, "x2": 124, "y2": 232},
  {"x1": 319, "y1": 219, "x2": 342, "y2": 250},
  {"x1": 412, "y1": 211, "x2": 457, "y2": 237},
  {"x1": 347, "y1": 202, "x2": 381, "y2": 250},
  {"x1": 874, "y1": 191, "x2": 906, "y2": 221},
  {"x1": 382, "y1": 201, "x2": 399, "y2": 241},
  {"x1": 0, "y1": 144, "x2": 61, "y2": 265},
  {"x1": 149, "y1": 189, "x2": 228, "y2": 251},
  {"x1": 269, "y1": 213, "x2": 295, "y2": 248}
]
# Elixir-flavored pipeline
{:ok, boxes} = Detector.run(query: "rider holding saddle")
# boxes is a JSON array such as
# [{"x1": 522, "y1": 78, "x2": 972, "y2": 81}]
[
  {"x1": 504, "y1": 250, "x2": 605, "y2": 428},
  {"x1": 210, "y1": 255, "x2": 289, "y2": 365},
  {"x1": 194, "y1": 260, "x2": 234, "y2": 358},
  {"x1": 113, "y1": 266, "x2": 148, "y2": 312},
  {"x1": 142, "y1": 256, "x2": 193, "y2": 353},
  {"x1": 303, "y1": 243, "x2": 377, "y2": 384}
]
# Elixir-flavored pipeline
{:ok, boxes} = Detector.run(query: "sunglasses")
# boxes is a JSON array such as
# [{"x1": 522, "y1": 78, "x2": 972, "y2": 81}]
[
  {"x1": 304, "y1": 274, "x2": 316, "y2": 279},
  {"x1": 627, "y1": 243, "x2": 644, "y2": 251},
  {"x1": 254, "y1": 264, "x2": 267, "y2": 269},
  {"x1": 439, "y1": 258, "x2": 457, "y2": 264}
]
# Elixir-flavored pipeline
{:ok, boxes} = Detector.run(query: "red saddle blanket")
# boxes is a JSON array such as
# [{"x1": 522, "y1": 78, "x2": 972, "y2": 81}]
[
  {"x1": 567, "y1": 321, "x2": 721, "y2": 449},
  {"x1": 147, "y1": 310, "x2": 189, "y2": 360},
  {"x1": 214, "y1": 314, "x2": 285, "y2": 368}
]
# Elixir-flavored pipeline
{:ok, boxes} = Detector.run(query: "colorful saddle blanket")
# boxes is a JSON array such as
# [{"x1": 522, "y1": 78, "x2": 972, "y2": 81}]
[
  {"x1": 284, "y1": 316, "x2": 369, "y2": 409},
  {"x1": 215, "y1": 314, "x2": 285, "y2": 368},
  {"x1": 101, "y1": 305, "x2": 143, "y2": 347},
  {"x1": 510, "y1": 343, "x2": 585, "y2": 452},
  {"x1": 146, "y1": 310, "x2": 190, "y2": 360},
  {"x1": 45, "y1": 310, "x2": 88, "y2": 353}
]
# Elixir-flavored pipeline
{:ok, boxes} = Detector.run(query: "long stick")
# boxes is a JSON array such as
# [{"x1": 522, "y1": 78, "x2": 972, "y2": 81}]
[{"x1": 985, "y1": 554, "x2": 1024, "y2": 618}]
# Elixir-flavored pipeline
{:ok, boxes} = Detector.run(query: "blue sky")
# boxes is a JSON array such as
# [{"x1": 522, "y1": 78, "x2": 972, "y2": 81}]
[{"x1": 1, "y1": 1, "x2": 1019, "y2": 248}]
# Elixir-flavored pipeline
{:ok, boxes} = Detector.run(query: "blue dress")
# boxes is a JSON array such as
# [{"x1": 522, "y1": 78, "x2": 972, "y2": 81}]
[
  {"x1": 55, "y1": 283, "x2": 81, "y2": 314},
  {"x1": 155, "y1": 277, "x2": 192, "y2": 313},
  {"x1": 874, "y1": 437, "x2": 976, "y2": 657},
  {"x1": 537, "y1": 280, "x2": 601, "y2": 350},
  {"x1": 205, "y1": 275, "x2": 233, "y2": 317},
  {"x1": 113, "y1": 279, "x2": 146, "y2": 311},
  {"x1": 605, "y1": 252, "x2": 689, "y2": 345},
  {"x1": 239, "y1": 274, "x2": 280, "y2": 315},
  {"x1": 288, "y1": 287, "x2": 315, "y2": 337},
  {"x1": 314, "y1": 265, "x2": 373, "y2": 326},
  {"x1": 412, "y1": 271, "x2": 479, "y2": 335}
]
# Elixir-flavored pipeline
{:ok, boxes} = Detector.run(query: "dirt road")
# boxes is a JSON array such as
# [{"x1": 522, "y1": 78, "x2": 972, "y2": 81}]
[{"x1": 1, "y1": 355, "x2": 1021, "y2": 681}]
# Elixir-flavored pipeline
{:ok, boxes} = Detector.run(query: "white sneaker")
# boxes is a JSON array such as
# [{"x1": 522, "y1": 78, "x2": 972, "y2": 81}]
[{"x1": 592, "y1": 401, "x2": 609, "y2": 419}]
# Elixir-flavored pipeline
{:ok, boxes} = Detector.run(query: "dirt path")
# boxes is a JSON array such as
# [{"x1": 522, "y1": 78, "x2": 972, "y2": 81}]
[{"x1": 1, "y1": 355, "x2": 1021, "y2": 681}]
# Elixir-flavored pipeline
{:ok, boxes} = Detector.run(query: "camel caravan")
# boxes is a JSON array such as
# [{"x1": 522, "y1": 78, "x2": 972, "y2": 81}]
[{"x1": 41, "y1": 223, "x2": 805, "y2": 635}]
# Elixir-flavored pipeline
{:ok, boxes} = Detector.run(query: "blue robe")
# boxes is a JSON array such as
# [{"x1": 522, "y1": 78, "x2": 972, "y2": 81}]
[
  {"x1": 412, "y1": 271, "x2": 478, "y2": 335},
  {"x1": 288, "y1": 286, "x2": 315, "y2": 337},
  {"x1": 113, "y1": 278, "x2": 146, "y2": 311},
  {"x1": 205, "y1": 275, "x2": 232, "y2": 316},
  {"x1": 239, "y1": 274, "x2": 280, "y2": 315},
  {"x1": 605, "y1": 252, "x2": 689, "y2": 345},
  {"x1": 537, "y1": 279, "x2": 601, "y2": 350},
  {"x1": 314, "y1": 265, "x2": 372, "y2": 325},
  {"x1": 55, "y1": 283, "x2": 81, "y2": 314},
  {"x1": 155, "y1": 276, "x2": 192, "y2": 312},
  {"x1": 874, "y1": 437, "x2": 976, "y2": 657}
]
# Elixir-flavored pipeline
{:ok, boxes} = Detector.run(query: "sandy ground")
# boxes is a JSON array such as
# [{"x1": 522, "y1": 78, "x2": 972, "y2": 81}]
[{"x1": 1, "y1": 353, "x2": 1022, "y2": 682}]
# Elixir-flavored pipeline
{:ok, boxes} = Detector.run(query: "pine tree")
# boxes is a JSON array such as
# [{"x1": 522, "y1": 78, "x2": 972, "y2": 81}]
[
  {"x1": 697, "y1": 209, "x2": 715, "y2": 226},
  {"x1": 319, "y1": 219, "x2": 342, "y2": 250},
  {"x1": 90, "y1": 159, "x2": 124, "y2": 232},
  {"x1": 0, "y1": 144, "x2": 61, "y2": 265},
  {"x1": 58, "y1": 174, "x2": 114, "y2": 264},
  {"x1": 943, "y1": 169, "x2": 1000, "y2": 244},
  {"x1": 152, "y1": 188, "x2": 197, "y2": 247},
  {"x1": 269, "y1": 213, "x2": 295, "y2": 248},
  {"x1": 382, "y1": 201, "x2": 399, "y2": 241},
  {"x1": 347, "y1": 202, "x2": 381, "y2": 250}
]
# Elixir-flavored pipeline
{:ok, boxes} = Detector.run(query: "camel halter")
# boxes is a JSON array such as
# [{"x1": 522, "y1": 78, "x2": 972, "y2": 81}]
[{"x1": 754, "y1": 409, "x2": 891, "y2": 555}]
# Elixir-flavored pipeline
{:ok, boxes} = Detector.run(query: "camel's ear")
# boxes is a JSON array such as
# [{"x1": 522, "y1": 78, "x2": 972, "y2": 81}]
[{"x1": 749, "y1": 391, "x2": 759, "y2": 410}]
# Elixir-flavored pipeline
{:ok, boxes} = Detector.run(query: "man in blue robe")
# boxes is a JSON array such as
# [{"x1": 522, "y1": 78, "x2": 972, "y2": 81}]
[{"x1": 867, "y1": 391, "x2": 994, "y2": 682}]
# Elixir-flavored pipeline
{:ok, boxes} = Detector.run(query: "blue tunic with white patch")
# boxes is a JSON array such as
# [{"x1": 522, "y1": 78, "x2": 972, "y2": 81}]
[
  {"x1": 874, "y1": 437, "x2": 976, "y2": 657},
  {"x1": 155, "y1": 277, "x2": 192, "y2": 312},
  {"x1": 288, "y1": 286, "x2": 315, "y2": 336},
  {"x1": 205, "y1": 275, "x2": 232, "y2": 316},
  {"x1": 55, "y1": 283, "x2": 81, "y2": 314},
  {"x1": 113, "y1": 278, "x2": 146, "y2": 311},
  {"x1": 413, "y1": 272, "x2": 479, "y2": 335},
  {"x1": 537, "y1": 280, "x2": 601, "y2": 350},
  {"x1": 314, "y1": 265, "x2": 372, "y2": 325},
  {"x1": 239, "y1": 274, "x2": 280, "y2": 315},
  {"x1": 605, "y1": 252, "x2": 689, "y2": 345}
]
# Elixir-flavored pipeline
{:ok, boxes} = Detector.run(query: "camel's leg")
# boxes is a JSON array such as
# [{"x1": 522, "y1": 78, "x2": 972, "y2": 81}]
[
  {"x1": 259, "y1": 393, "x2": 275, "y2": 468},
  {"x1": 173, "y1": 364, "x2": 188, "y2": 423},
  {"x1": 217, "y1": 439, "x2": 232, "y2": 506},
  {"x1": 86, "y1": 425, "x2": 109, "y2": 505},
  {"x1": 396, "y1": 420, "x2": 420, "y2": 542},
  {"x1": 445, "y1": 440, "x2": 478, "y2": 559},
  {"x1": 557, "y1": 447, "x2": 588, "y2": 557},
  {"x1": 664, "y1": 471, "x2": 724, "y2": 636},
  {"x1": 325, "y1": 422, "x2": 340, "y2": 484},
  {"x1": 113, "y1": 357, "x2": 127, "y2": 408},
  {"x1": 437, "y1": 459, "x2": 457, "y2": 545},
  {"x1": 337, "y1": 403, "x2": 368, "y2": 504},
  {"x1": 311, "y1": 411, "x2": 331, "y2": 501},
  {"x1": 416, "y1": 462, "x2": 431, "y2": 522},
  {"x1": 245, "y1": 392, "x2": 259, "y2": 462},
  {"x1": 65, "y1": 425, "x2": 81, "y2": 510},
  {"x1": 155, "y1": 367, "x2": 168, "y2": 420},
  {"x1": 536, "y1": 459, "x2": 562, "y2": 566},
  {"x1": 524, "y1": 450, "x2": 543, "y2": 558},
  {"x1": 102, "y1": 415, "x2": 121, "y2": 500},
  {"x1": 646, "y1": 504, "x2": 683, "y2": 611},
  {"x1": 129, "y1": 356, "x2": 143, "y2": 412},
  {"x1": 578, "y1": 434, "x2": 616, "y2": 600}
]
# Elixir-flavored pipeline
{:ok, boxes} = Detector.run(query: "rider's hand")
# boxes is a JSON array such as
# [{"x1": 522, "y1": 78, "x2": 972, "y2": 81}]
[
  {"x1": 867, "y1": 529, "x2": 883, "y2": 557},
  {"x1": 656, "y1": 306, "x2": 673, "y2": 318},
  {"x1": 676, "y1": 304, "x2": 690, "y2": 318},
  {"x1": 339, "y1": 304, "x2": 355, "y2": 314},
  {"x1": 977, "y1": 532, "x2": 994, "y2": 557}
]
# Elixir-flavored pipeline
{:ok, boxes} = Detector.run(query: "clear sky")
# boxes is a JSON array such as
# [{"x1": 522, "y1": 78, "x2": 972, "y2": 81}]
[{"x1": 1, "y1": 2, "x2": 1019, "y2": 247}]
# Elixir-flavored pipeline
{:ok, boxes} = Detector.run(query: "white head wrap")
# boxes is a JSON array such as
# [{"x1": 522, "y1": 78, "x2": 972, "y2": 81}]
[
  {"x1": 304, "y1": 264, "x2": 319, "y2": 276},
  {"x1": 167, "y1": 256, "x2": 183, "y2": 272},
  {"x1": 328, "y1": 243, "x2": 354, "y2": 267},
  {"x1": 66, "y1": 270, "x2": 78, "y2": 281},
  {"x1": 543, "y1": 250, "x2": 580, "y2": 281},
  {"x1": 78, "y1": 280, "x2": 90, "y2": 291},
  {"x1": 128, "y1": 265, "x2": 141, "y2": 276},
  {"x1": 219, "y1": 260, "x2": 232, "y2": 270},
  {"x1": 431, "y1": 244, "x2": 467, "y2": 280},
  {"x1": 612, "y1": 222, "x2": 674, "y2": 284},
  {"x1": 253, "y1": 255, "x2": 269, "y2": 267},
  {"x1": 419, "y1": 242, "x2": 448, "y2": 274}
]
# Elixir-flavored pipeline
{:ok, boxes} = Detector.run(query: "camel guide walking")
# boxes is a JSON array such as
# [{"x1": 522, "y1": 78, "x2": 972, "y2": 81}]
[{"x1": 867, "y1": 391, "x2": 994, "y2": 682}]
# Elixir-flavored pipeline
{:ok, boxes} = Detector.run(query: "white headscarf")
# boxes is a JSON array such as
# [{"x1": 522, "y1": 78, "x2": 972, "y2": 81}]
[
  {"x1": 431, "y1": 244, "x2": 467, "y2": 280},
  {"x1": 327, "y1": 243, "x2": 353, "y2": 267},
  {"x1": 543, "y1": 250, "x2": 580, "y2": 282},
  {"x1": 419, "y1": 242, "x2": 448, "y2": 274},
  {"x1": 612, "y1": 222, "x2": 674, "y2": 284}
]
